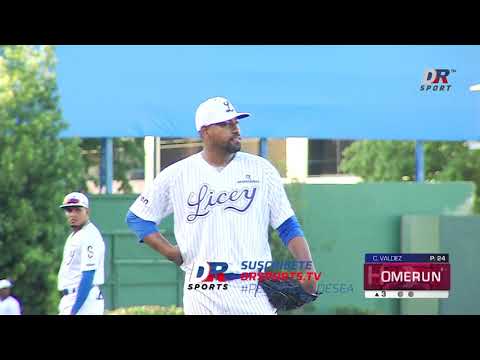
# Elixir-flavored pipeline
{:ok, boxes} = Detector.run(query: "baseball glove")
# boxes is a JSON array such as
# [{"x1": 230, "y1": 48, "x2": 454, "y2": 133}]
[{"x1": 259, "y1": 277, "x2": 320, "y2": 311}]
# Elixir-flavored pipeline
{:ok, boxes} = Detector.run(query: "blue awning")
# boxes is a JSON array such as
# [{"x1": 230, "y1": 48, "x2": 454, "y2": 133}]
[{"x1": 56, "y1": 45, "x2": 480, "y2": 140}]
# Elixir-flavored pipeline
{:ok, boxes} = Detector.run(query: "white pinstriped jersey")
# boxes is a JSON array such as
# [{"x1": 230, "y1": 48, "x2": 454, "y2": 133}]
[
  {"x1": 129, "y1": 151, "x2": 294, "y2": 275},
  {"x1": 57, "y1": 222, "x2": 105, "y2": 290},
  {"x1": 0, "y1": 296, "x2": 21, "y2": 315}
]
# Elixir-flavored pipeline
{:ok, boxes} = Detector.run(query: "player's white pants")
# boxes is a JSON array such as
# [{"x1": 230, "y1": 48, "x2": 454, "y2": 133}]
[
  {"x1": 183, "y1": 279, "x2": 277, "y2": 315},
  {"x1": 58, "y1": 286, "x2": 104, "y2": 315}
]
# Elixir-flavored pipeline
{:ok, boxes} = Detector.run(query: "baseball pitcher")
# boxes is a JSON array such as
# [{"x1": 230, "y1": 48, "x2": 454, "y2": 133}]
[{"x1": 126, "y1": 97, "x2": 318, "y2": 315}]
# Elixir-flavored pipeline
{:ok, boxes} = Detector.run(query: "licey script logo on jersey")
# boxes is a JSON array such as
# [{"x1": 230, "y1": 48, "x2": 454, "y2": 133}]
[{"x1": 186, "y1": 184, "x2": 257, "y2": 222}]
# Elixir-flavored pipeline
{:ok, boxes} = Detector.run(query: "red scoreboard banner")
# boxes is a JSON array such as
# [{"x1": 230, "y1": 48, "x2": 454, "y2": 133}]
[
  {"x1": 364, "y1": 253, "x2": 450, "y2": 298},
  {"x1": 364, "y1": 262, "x2": 450, "y2": 290}
]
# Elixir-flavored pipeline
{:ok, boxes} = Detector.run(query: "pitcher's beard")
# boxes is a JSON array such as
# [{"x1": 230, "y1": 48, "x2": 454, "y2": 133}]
[{"x1": 226, "y1": 141, "x2": 241, "y2": 153}]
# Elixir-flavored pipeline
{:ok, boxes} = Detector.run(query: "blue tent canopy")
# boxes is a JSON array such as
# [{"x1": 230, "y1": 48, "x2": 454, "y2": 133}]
[{"x1": 56, "y1": 45, "x2": 480, "y2": 140}]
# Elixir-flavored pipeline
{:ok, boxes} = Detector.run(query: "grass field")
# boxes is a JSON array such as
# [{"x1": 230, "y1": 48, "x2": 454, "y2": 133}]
[{"x1": 106, "y1": 305, "x2": 184, "y2": 315}]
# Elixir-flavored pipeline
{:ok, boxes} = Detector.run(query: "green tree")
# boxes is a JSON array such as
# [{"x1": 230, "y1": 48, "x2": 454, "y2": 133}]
[
  {"x1": 339, "y1": 140, "x2": 480, "y2": 212},
  {"x1": 80, "y1": 138, "x2": 144, "y2": 193},
  {"x1": 0, "y1": 45, "x2": 85, "y2": 314}
]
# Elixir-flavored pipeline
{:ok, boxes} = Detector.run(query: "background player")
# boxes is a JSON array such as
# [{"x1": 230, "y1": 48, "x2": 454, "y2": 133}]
[
  {"x1": 0, "y1": 279, "x2": 21, "y2": 315},
  {"x1": 126, "y1": 97, "x2": 317, "y2": 315},
  {"x1": 57, "y1": 192, "x2": 106, "y2": 315}
]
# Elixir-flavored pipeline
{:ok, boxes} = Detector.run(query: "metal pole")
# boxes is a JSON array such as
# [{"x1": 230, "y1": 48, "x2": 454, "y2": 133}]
[
  {"x1": 101, "y1": 138, "x2": 114, "y2": 194},
  {"x1": 415, "y1": 140, "x2": 425, "y2": 182},
  {"x1": 153, "y1": 137, "x2": 158, "y2": 176},
  {"x1": 336, "y1": 140, "x2": 341, "y2": 173},
  {"x1": 155, "y1": 137, "x2": 161, "y2": 176},
  {"x1": 259, "y1": 138, "x2": 268, "y2": 158}
]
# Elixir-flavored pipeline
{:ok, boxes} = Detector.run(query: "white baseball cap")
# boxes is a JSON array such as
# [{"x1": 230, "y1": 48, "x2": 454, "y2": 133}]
[
  {"x1": 0, "y1": 279, "x2": 12, "y2": 289},
  {"x1": 195, "y1": 97, "x2": 250, "y2": 131},
  {"x1": 59, "y1": 192, "x2": 89, "y2": 209}
]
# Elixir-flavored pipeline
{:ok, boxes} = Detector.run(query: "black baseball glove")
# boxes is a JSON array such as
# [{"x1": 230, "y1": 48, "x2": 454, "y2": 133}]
[{"x1": 259, "y1": 277, "x2": 320, "y2": 311}]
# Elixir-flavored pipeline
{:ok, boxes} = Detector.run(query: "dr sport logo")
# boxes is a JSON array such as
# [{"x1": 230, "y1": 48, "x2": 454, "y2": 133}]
[
  {"x1": 189, "y1": 262, "x2": 230, "y2": 283},
  {"x1": 419, "y1": 68, "x2": 455, "y2": 92},
  {"x1": 187, "y1": 262, "x2": 230, "y2": 291}
]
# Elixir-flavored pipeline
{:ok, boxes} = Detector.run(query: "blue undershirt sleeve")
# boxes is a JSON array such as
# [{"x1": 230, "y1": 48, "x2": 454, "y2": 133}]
[
  {"x1": 125, "y1": 210, "x2": 159, "y2": 243},
  {"x1": 71, "y1": 270, "x2": 95, "y2": 315},
  {"x1": 276, "y1": 215, "x2": 305, "y2": 247}
]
